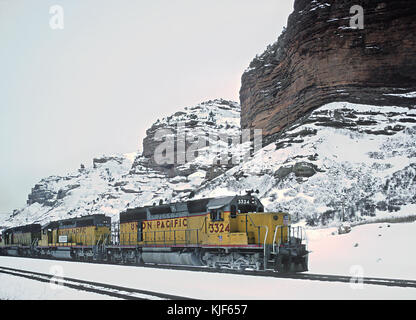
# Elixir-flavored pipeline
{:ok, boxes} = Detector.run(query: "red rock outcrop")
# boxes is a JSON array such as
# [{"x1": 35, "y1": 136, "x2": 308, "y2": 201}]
[{"x1": 240, "y1": 0, "x2": 416, "y2": 142}]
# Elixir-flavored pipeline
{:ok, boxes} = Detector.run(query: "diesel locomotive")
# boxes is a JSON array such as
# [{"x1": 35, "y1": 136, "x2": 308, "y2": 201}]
[{"x1": 0, "y1": 194, "x2": 308, "y2": 272}]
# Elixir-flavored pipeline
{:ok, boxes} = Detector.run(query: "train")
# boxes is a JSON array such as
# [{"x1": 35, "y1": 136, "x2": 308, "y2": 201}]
[{"x1": 0, "y1": 194, "x2": 308, "y2": 272}]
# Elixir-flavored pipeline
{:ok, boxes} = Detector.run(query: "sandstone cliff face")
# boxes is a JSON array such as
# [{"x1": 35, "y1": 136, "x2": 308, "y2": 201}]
[
  {"x1": 240, "y1": 0, "x2": 416, "y2": 141},
  {"x1": 140, "y1": 99, "x2": 241, "y2": 178}
]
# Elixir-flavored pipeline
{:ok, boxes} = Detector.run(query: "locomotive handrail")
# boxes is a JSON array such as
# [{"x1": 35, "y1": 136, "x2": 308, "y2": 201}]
[
  {"x1": 272, "y1": 225, "x2": 308, "y2": 252},
  {"x1": 289, "y1": 226, "x2": 307, "y2": 245},
  {"x1": 260, "y1": 226, "x2": 268, "y2": 269},
  {"x1": 262, "y1": 226, "x2": 268, "y2": 248},
  {"x1": 272, "y1": 225, "x2": 281, "y2": 254},
  {"x1": 31, "y1": 238, "x2": 38, "y2": 248}
]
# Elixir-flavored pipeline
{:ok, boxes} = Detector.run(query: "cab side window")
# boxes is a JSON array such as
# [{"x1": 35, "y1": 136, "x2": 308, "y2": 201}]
[
  {"x1": 210, "y1": 209, "x2": 217, "y2": 221},
  {"x1": 210, "y1": 210, "x2": 224, "y2": 222}
]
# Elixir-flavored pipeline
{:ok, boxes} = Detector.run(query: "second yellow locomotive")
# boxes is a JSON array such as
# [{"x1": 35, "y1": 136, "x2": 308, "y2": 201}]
[{"x1": 37, "y1": 214, "x2": 111, "y2": 260}]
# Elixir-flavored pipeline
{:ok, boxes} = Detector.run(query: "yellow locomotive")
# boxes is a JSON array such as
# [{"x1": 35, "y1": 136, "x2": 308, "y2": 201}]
[
  {"x1": 116, "y1": 194, "x2": 308, "y2": 272},
  {"x1": 0, "y1": 224, "x2": 41, "y2": 256},
  {"x1": 37, "y1": 214, "x2": 111, "y2": 260},
  {"x1": 0, "y1": 195, "x2": 308, "y2": 272}
]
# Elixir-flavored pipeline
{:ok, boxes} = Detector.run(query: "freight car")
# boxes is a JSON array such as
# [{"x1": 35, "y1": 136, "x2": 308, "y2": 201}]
[{"x1": 0, "y1": 195, "x2": 308, "y2": 273}]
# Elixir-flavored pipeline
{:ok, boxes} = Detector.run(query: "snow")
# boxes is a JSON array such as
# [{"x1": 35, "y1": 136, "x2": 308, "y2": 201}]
[
  {"x1": 338, "y1": 26, "x2": 360, "y2": 30},
  {"x1": 0, "y1": 252, "x2": 414, "y2": 300},
  {"x1": 193, "y1": 102, "x2": 416, "y2": 222},
  {"x1": 0, "y1": 272, "x2": 117, "y2": 300},
  {"x1": 2, "y1": 219, "x2": 416, "y2": 300},
  {"x1": 0, "y1": 100, "x2": 242, "y2": 229},
  {"x1": 306, "y1": 221, "x2": 416, "y2": 280},
  {"x1": 1, "y1": 98, "x2": 416, "y2": 299},
  {"x1": 3, "y1": 100, "x2": 415, "y2": 232},
  {"x1": 123, "y1": 152, "x2": 137, "y2": 163},
  {"x1": 309, "y1": 0, "x2": 331, "y2": 11},
  {"x1": 385, "y1": 91, "x2": 416, "y2": 98}
]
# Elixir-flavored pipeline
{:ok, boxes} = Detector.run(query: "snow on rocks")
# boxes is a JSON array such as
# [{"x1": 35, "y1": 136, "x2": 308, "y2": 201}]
[
  {"x1": 1, "y1": 101, "x2": 416, "y2": 230},
  {"x1": 193, "y1": 102, "x2": 416, "y2": 226}
]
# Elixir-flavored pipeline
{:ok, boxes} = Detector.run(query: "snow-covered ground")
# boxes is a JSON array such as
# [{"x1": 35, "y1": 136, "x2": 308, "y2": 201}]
[
  {"x1": 1, "y1": 221, "x2": 416, "y2": 300},
  {"x1": 306, "y1": 221, "x2": 416, "y2": 280},
  {"x1": 0, "y1": 272, "x2": 117, "y2": 300},
  {"x1": 0, "y1": 255, "x2": 415, "y2": 300}
]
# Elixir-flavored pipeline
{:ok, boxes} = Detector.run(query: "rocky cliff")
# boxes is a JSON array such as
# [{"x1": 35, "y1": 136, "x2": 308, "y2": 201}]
[
  {"x1": 194, "y1": 101, "x2": 416, "y2": 225},
  {"x1": 141, "y1": 99, "x2": 241, "y2": 178},
  {"x1": 240, "y1": 0, "x2": 416, "y2": 142}
]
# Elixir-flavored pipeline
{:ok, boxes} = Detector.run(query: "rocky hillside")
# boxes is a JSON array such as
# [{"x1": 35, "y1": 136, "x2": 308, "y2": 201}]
[
  {"x1": 240, "y1": 0, "x2": 416, "y2": 141},
  {"x1": 1, "y1": 100, "x2": 244, "y2": 227},
  {"x1": 3, "y1": 97, "x2": 416, "y2": 228},
  {"x1": 193, "y1": 99, "x2": 416, "y2": 226}
]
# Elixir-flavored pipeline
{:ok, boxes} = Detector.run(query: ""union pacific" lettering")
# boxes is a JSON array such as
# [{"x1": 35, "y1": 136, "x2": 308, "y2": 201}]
[{"x1": 142, "y1": 218, "x2": 188, "y2": 230}]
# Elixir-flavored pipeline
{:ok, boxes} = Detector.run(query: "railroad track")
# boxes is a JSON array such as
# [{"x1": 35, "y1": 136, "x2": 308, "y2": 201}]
[
  {"x1": 2, "y1": 255, "x2": 416, "y2": 290},
  {"x1": 276, "y1": 272, "x2": 416, "y2": 288},
  {"x1": 0, "y1": 265, "x2": 191, "y2": 300},
  {"x1": 129, "y1": 263, "x2": 416, "y2": 289}
]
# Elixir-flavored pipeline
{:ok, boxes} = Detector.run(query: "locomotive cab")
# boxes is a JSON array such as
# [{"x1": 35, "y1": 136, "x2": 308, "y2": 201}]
[{"x1": 203, "y1": 195, "x2": 308, "y2": 272}]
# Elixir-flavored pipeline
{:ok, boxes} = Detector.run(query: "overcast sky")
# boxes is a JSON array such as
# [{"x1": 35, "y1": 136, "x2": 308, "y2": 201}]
[{"x1": 0, "y1": 0, "x2": 294, "y2": 213}]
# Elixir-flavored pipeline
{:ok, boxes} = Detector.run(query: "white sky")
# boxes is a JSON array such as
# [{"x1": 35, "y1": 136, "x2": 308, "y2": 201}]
[{"x1": 0, "y1": 0, "x2": 294, "y2": 213}]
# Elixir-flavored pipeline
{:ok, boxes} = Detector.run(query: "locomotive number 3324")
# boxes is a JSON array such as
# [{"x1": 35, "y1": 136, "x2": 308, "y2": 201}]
[{"x1": 208, "y1": 223, "x2": 230, "y2": 233}]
